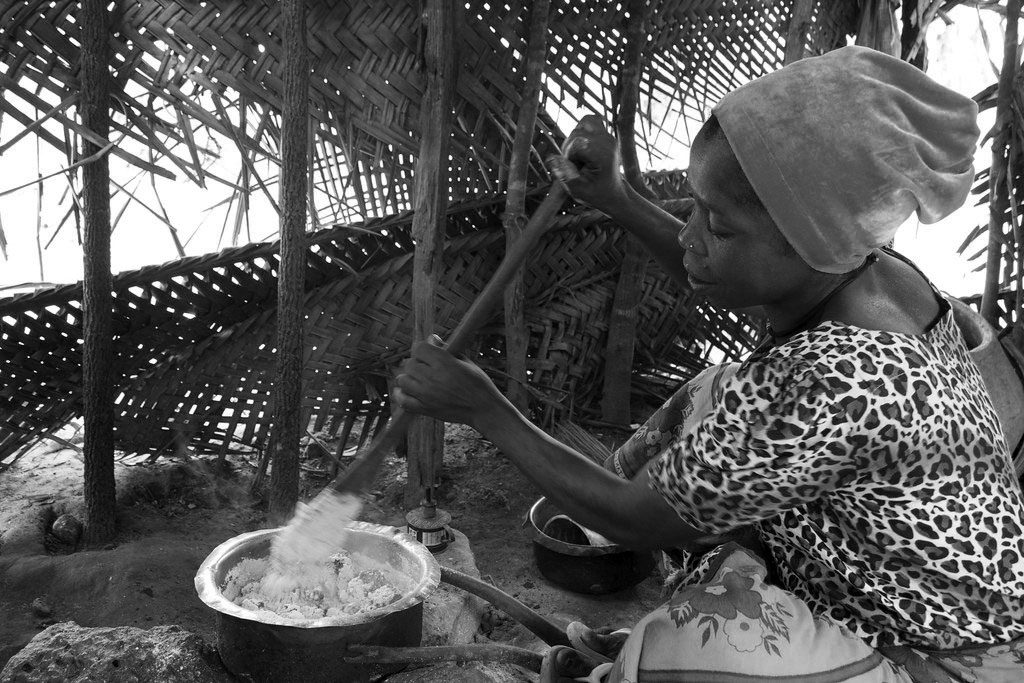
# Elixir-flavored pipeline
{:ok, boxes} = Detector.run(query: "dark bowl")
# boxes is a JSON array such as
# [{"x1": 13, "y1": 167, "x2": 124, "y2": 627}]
[{"x1": 528, "y1": 497, "x2": 657, "y2": 594}]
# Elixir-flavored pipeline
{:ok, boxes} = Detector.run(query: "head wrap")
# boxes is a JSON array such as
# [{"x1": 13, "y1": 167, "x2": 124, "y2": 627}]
[{"x1": 712, "y1": 45, "x2": 979, "y2": 274}]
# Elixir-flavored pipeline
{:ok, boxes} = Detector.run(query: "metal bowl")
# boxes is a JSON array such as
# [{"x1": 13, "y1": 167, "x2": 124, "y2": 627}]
[
  {"x1": 195, "y1": 522, "x2": 440, "y2": 682},
  {"x1": 528, "y1": 497, "x2": 657, "y2": 595}
]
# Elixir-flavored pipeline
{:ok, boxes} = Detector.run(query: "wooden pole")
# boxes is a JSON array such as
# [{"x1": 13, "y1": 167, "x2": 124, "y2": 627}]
[
  {"x1": 269, "y1": 0, "x2": 309, "y2": 523},
  {"x1": 407, "y1": 0, "x2": 457, "y2": 507},
  {"x1": 80, "y1": 0, "x2": 117, "y2": 545},
  {"x1": 601, "y1": 0, "x2": 652, "y2": 426},
  {"x1": 981, "y1": 0, "x2": 1020, "y2": 326},
  {"x1": 784, "y1": 0, "x2": 815, "y2": 65},
  {"x1": 502, "y1": 0, "x2": 551, "y2": 414}
]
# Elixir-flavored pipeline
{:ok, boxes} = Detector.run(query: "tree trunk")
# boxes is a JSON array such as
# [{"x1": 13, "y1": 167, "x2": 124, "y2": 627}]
[
  {"x1": 80, "y1": 0, "x2": 116, "y2": 546},
  {"x1": 407, "y1": 0, "x2": 457, "y2": 508},
  {"x1": 601, "y1": 0, "x2": 652, "y2": 426},
  {"x1": 784, "y1": 0, "x2": 815, "y2": 64},
  {"x1": 502, "y1": 0, "x2": 551, "y2": 413},
  {"x1": 269, "y1": 0, "x2": 309, "y2": 524}
]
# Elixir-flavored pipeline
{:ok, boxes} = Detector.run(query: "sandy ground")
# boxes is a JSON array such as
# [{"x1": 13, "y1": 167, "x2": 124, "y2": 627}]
[{"x1": 0, "y1": 422, "x2": 664, "y2": 676}]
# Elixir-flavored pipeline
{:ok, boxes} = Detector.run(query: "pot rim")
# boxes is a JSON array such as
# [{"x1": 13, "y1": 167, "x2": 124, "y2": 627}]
[
  {"x1": 528, "y1": 496, "x2": 635, "y2": 557},
  {"x1": 194, "y1": 522, "x2": 440, "y2": 629}
]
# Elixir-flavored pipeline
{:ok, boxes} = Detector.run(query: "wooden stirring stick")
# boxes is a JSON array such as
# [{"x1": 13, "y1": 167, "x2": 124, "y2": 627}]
[{"x1": 271, "y1": 182, "x2": 569, "y2": 564}]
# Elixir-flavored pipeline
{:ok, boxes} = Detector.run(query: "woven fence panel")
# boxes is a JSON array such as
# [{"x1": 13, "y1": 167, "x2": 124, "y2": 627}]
[
  {"x1": 110, "y1": 219, "x2": 750, "y2": 458},
  {"x1": 1, "y1": 180, "x2": 760, "y2": 467},
  {"x1": 0, "y1": 190, "x2": 505, "y2": 465}
]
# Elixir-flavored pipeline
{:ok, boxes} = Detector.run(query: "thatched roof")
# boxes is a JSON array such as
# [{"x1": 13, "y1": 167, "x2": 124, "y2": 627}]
[{"x1": 0, "y1": 1, "x2": 861, "y2": 232}]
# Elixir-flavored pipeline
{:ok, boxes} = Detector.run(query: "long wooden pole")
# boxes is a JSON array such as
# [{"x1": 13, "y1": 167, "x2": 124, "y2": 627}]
[
  {"x1": 269, "y1": 0, "x2": 309, "y2": 523},
  {"x1": 325, "y1": 185, "x2": 566, "y2": 501},
  {"x1": 602, "y1": 0, "x2": 652, "y2": 426},
  {"x1": 407, "y1": 0, "x2": 457, "y2": 507},
  {"x1": 81, "y1": 0, "x2": 117, "y2": 545},
  {"x1": 502, "y1": 0, "x2": 551, "y2": 413},
  {"x1": 784, "y1": 0, "x2": 815, "y2": 65}
]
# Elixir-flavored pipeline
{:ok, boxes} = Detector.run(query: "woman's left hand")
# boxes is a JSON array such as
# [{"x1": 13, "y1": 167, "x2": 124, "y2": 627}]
[
  {"x1": 553, "y1": 115, "x2": 630, "y2": 215},
  {"x1": 392, "y1": 336, "x2": 510, "y2": 428}
]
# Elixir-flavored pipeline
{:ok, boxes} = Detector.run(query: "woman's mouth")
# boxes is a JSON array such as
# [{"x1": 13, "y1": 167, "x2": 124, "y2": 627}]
[{"x1": 687, "y1": 272, "x2": 713, "y2": 288}]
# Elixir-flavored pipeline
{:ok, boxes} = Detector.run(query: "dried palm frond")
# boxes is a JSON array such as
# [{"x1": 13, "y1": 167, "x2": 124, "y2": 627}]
[
  {"x1": 554, "y1": 420, "x2": 614, "y2": 465},
  {"x1": 957, "y1": 7, "x2": 1024, "y2": 330},
  {"x1": 0, "y1": 1, "x2": 859, "y2": 251}
]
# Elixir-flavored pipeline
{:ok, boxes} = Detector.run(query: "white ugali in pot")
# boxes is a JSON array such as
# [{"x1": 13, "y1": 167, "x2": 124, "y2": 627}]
[{"x1": 194, "y1": 523, "x2": 440, "y2": 683}]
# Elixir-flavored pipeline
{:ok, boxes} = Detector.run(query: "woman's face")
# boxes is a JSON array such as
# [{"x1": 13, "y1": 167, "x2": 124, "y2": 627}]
[{"x1": 679, "y1": 127, "x2": 815, "y2": 312}]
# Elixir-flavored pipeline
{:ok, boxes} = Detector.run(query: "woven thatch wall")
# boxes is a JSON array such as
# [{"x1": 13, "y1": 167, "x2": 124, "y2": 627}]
[
  {"x1": 0, "y1": 175, "x2": 760, "y2": 468},
  {"x1": 0, "y1": 1, "x2": 865, "y2": 467}
]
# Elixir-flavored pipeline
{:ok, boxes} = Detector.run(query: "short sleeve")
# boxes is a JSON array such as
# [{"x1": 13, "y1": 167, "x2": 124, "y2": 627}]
[
  {"x1": 605, "y1": 363, "x2": 740, "y2": 479},
  {"x1": 649, "y1": 348, "x2": 868, "y2": 534}
]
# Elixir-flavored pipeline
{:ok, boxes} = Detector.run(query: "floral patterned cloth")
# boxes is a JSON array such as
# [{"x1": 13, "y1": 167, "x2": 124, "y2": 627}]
[{"x1": 597, "y1": 543, "x2": 1024, "y2": 682}]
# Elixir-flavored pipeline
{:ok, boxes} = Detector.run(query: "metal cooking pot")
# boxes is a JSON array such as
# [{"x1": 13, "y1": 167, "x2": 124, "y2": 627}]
[
  {"x1": 528, "y1": 497, "x2": 657, "y2": 595},
  {"x1": 194, "y1": 522, "x2": 439, "y2": 683}
]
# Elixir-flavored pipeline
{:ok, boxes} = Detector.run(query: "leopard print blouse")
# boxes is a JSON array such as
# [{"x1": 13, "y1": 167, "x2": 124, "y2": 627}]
[{"x1": 649, "y1": 297, "x2": 1024, "y2": 650}]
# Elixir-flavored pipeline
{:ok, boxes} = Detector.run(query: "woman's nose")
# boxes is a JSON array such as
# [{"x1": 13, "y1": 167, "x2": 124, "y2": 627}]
[{"x1": 678, "y1": 221, "x2": 698, "y2": 252}]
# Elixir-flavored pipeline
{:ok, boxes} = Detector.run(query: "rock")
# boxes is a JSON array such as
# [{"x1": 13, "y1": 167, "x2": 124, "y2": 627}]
[
  {"x1": 422, "y1": 528, "x2": 485, "y2": 647},
  {"x1": 27, "y1": 599, "x2": 50, "y2": 619},
  {"x1": 0, "y1": 621, "x2": 232, "y2": 683},
  {"x1": 0, "y1": 506, "x2": 49, "y2": 556},
  {"x1": 49, "y1": 515, "x2": 82, "y2": 545}
]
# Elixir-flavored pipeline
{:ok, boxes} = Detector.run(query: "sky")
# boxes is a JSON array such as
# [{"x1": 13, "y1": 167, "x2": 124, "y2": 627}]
[{"x1": 0, "y1": 6, "x2": 1009, "y2": 298}]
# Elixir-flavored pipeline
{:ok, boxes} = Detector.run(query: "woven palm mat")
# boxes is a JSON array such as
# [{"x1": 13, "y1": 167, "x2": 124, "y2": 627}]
[{"x1": 0, "y1": 188, "x2": 759, "y2": 467}]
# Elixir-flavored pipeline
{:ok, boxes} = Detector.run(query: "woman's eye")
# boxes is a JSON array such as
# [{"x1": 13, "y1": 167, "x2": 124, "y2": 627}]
[{"x1": 707, "y1": 220, "x2": 731, "y2": 240}]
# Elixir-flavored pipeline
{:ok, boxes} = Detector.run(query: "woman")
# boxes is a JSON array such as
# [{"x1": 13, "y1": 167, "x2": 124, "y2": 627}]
[{"x1": 393, "y1": 46, "x2": 1024, "y2": 681}]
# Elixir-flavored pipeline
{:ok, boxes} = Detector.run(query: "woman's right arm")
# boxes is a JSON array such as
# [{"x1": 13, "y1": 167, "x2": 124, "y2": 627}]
[
  {"x1": 554, "y1": 115, "x2": 692, "y2": 287},
  {"x1": 392, "y1": 339, "x2": 708, "y2": 551}
]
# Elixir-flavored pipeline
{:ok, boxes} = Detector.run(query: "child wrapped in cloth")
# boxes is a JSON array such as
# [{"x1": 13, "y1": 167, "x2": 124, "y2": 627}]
[{"x1": 393, "y1": 46, "x2": 1024, "y2": 681}]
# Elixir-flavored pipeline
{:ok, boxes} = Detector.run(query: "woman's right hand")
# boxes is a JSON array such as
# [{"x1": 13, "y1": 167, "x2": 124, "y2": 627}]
[
  {"x1": 551, "y1": 115, "x2": 631, "y2": 215},
  {"x1": 392, "y1": 336, "x2": 512, "y2": 430}
]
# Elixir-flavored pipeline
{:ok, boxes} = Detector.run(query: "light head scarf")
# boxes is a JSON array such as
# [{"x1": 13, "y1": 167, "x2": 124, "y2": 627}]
[{"x1": 712, "y1": 45, "x2": 979, "y2": 274}]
